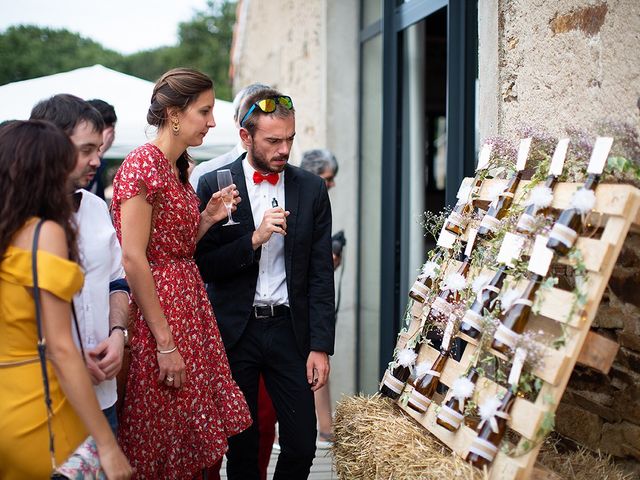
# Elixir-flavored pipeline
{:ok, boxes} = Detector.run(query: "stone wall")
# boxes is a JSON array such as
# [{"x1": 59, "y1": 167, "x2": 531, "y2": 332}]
[
  {"x1": 556, "y1": 233, "x2": 640, "y2": 463},
  {"x1": 479, "y1": 0, "x2": 640, "y2": 465},
  {"x1": 480, "y1": 0, "x2": 640, "y2": 141},
  {"x1": 231, "y1": 0, "x2": 360, "y2": 403}
]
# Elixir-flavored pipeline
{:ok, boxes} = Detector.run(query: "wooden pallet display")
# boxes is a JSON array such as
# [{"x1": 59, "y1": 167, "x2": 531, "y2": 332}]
[{"x1": 393, "y1": 179, "x2": 640, "y2": 480}]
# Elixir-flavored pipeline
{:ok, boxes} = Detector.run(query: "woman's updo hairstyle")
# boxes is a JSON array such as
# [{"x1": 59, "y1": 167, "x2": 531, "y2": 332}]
[{"x1": 147, "y1": 68, "x2": 214, "y2": 184}]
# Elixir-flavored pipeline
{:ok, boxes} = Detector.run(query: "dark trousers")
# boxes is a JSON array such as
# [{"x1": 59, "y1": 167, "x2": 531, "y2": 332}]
[
  {"x1": 225, "y1": 310, "x2": 316, "y2": 480},
  {"x1": 205, "y1": 375, "x2": 276, "y2": 480}
]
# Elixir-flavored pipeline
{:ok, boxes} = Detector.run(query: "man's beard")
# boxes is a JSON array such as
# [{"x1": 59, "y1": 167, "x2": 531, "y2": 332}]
[{"x1": 250, "y1": 145, "x2": 288, "y2": 174}]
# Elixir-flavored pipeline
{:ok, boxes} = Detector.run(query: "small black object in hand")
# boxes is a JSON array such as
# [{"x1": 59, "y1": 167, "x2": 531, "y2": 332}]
[{"x1": 331, "y1": 230, "x2": 346, "y2": 256}]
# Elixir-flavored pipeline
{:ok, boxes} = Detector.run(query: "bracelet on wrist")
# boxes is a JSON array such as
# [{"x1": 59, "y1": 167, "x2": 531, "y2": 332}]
[{"x1": 157, "y1": 345, "x2": 178, "y2": 354}]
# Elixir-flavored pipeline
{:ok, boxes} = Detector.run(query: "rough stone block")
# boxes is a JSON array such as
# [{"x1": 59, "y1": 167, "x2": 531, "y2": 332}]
[
  {"x1": 601, "y1": 421, "x2": 640, "y2": 460},
  {"x1": 555, "y1": 402, "x2": 602, "y2": 450},
  {"x1": 618, "y1": 332, "x2": 640, "y2": 353},
  {"x1": 572, "y1": 389, "x2": 621, "y2": 423},
  {"x1": 622, "y1": 422, "x2": 640, "y2": 451},
  {"x1": 613, "y1": 384, "x2": 640, "y2": 424},
  {"x1": 616, "y1": 347, "x2": 640, "y2": 374},
  {"x1": 593, "y1": 302, "x2": 625, "y2": 329},
  {"x1": 609, "y1": 364, "x2": 640, "y2": 391},
  {"x1": 600, "y1": 422, "x2": 626, "y2": 457}
]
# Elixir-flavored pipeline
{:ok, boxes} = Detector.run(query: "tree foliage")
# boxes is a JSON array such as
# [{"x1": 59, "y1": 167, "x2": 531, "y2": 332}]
[{"x1": 0, "y1": 0, "x2": 237, "y2": 100}]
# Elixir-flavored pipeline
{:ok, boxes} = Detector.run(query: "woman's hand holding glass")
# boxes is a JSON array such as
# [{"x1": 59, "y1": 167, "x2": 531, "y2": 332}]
[
  {"x1": 217, "y1": 170, "x2": 240, "y2": 226},
  {"x1": 203, "y1": 184, "x2": 241, "y2": 225}
]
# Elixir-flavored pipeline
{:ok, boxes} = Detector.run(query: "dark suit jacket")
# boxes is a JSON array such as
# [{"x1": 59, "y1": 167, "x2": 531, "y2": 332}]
[{"x1": 195, "y1": 154, "x2": 336, "y2": 357}]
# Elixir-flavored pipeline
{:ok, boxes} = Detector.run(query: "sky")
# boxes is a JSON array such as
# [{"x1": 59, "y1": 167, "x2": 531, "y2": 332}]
[{"x1": 0, "y1": 0, "x2": 211, "y2": 54}]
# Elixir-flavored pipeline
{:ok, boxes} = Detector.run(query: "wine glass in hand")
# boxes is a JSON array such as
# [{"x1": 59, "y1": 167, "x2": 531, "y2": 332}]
[{"x1": 217, "y1": 169, "x2": 239, "y2": 226}]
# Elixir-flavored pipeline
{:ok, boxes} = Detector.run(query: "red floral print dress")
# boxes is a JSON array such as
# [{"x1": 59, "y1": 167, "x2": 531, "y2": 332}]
[{"x1": 111, "y1": 144, "x2": 251, "y2": 479}]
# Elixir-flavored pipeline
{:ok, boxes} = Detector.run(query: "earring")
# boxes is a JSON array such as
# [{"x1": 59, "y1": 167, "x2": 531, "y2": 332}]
[{"x1": 171, "y1": 116, "x2": 180, "y2": 136}]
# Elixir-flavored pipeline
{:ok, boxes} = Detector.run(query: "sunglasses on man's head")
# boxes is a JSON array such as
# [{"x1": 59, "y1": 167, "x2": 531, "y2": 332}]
[{"x1": 240, "y1": 96, "x2": 294, "y2": 128}]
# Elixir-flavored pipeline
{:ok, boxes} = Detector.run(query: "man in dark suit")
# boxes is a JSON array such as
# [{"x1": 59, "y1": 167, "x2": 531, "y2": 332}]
[{"x1": 195, "y1": 88, "x2": 335, "y2": 480}]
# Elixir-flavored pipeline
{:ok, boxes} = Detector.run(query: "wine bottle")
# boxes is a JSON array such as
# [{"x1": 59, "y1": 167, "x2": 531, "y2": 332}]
[
  {"x1": 466, "y1": 388, "x2": 517, "y2": 469},
  {"x1": 436, "y1": 367, "x2": 479, "y2": 431},
  {"x1": 516, "y1": 138, "x2": 569, "y2": 234},
  {"x1": 459, "y1": 265, "x2": 508, "y2": 340},
  {"x1": 406, "y1": 348, "x2": 450, "y2": 413},
  {"x1": 546, "y1": 136, "x2": 612, "y2": 255},
  {"x1": 409, "y1": 251, "x2": 444, "y2": 303},
  {"x1": 476, "y1": 171, "x2": 522, "y2": 238},
  {"x1": 443, "y1": 144, "x2": 493, "y2": 236},
  {"x1": 491, "y1": 274, "x2": 542, "y2": 355},
  {"x1": 379, "y1": 345, "x2": 422, "y2": 400},
  {"x1": 516, "y1": 174, "x2": 558, "y2": 234},
  {"x1": 546, "y1": 174, "x2": 599, "y2": 255},
  {"x1": 443, "y1": 201, "x2": 473, "y2": 237},
  {"x1": 477, "y1": 138, "x2": 531, "y2": 238},
  {"x1": 426, "y1": 252, "x2": 471, "y2": 325}
]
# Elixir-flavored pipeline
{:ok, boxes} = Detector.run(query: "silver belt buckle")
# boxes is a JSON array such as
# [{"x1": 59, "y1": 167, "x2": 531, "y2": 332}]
[{"x1": 254, "y1": 305, "x2": 274, "y2": 319}]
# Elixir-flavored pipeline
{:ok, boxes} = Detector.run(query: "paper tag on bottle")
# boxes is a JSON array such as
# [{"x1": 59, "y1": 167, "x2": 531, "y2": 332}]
[
  {"x1": 497, "y1": 232, "x2": 526, "y2": 267},
  {"x1": 441, "y1": 318, "x2": 455, "y2": 351},
  {"x1": 508, "y1": 347, "x2": 527, "y2": 388},
  {"x1": 476, "y1": 143, "x2": 492, "y2": 171},
  {"x1": 437, "y1": 227, "x2": 458, "y2": 249},
  {"x1": 587, "y1": 137, "x2": 614, "y2": 174},
  {"x1": 464, "y1": 229, "x2": 478, "y2": 257},
  {"x1": 549, "y1": 138, "x2": 570, "y2": 176},
  {"x1": 516, "y1": 138, "x2": 532, "y2": 171},
  {"x1": 527, "y1": 235, "x2": 554, "y2": 276},
  {"x1": 457, "y1": 178, "x2": 474, "y2": 202}
]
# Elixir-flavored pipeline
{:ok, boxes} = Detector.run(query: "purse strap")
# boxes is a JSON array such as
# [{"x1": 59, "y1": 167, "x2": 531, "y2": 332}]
[
  {"x1": 32, "y1": 219, "x2": 86, "y2": 471},
  {"x1": 31, "y1": 218, "x2": 58, "y2": 470}
]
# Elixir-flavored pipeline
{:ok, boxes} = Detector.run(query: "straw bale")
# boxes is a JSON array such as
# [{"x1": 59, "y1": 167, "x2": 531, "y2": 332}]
[{"x1": 333, "y1": 395, "x2": 631, "y2": 480}]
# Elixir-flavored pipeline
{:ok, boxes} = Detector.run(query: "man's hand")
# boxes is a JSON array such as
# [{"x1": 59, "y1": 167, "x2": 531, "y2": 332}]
[
  {"x1": 251, "y1": 207, "x2": 290, "y2": 249},
  {"x1": 92, "y1": 333, "x2": 125, "y2": 380},
  {"x1": 85, "y1": 351, "x2": 107, "y2": 385},
  {"x1": 306, "y1": 351, "x2": 330, "y2": 392},
  {"x1": 332, "y1": 252, "x2": 342, "y2": 270}
]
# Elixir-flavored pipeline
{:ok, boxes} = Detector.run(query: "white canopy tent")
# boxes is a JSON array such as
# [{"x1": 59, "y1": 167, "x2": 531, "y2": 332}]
[{"x1": 0, "y1": 65, "x2": 237, "y2": 160}]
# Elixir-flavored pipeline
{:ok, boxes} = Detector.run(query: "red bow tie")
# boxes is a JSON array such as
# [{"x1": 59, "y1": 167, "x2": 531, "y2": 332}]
[{"x1": 253, "y1": 171, "x2": 279, "y2": 185}]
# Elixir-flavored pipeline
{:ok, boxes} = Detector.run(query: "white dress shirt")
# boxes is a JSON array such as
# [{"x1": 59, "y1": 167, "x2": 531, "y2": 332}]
[
  {"x1": 73, "y1": 190, "x2": 126, "y2": 409},
  {"x1": 242, "y1": 158, "x2": 289, "y2": 307}
]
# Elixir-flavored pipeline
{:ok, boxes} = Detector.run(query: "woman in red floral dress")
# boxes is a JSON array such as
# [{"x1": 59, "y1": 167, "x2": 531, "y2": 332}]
[{"x1": 111, "y1": 68, "x2": 252, "y2": 479}]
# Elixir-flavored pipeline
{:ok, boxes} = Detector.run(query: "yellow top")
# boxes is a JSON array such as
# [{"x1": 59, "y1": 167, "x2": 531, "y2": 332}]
[{"x1": 0, "y1": 231, "x2": 88, "y2": 479}]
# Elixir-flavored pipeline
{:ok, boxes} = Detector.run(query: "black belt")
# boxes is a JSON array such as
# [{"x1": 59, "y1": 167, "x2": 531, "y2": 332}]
[{"x1": 252, "y1": 304, "x2": 289, "y2": 319}]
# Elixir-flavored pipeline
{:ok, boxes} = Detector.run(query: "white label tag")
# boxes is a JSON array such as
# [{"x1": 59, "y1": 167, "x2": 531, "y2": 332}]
[
  {"x1": 528, "y1": 235, "x2": 554, "y2": 276},
  {"x1": 508, "y1": 347, "x2": 527, "y2": 387},
  {"x1": 516, "y1": 138, "x2": 532, "y2": 171},
  {"x1": 549, "y1": 138, "x2": 570, "y2": 176},
  {"x1": 476, "y1": 143, "x2": 492, "y2": 171},
  {"x1": 457, "y1": 178, "x2": 474, "y2": 202},
  {"x1": 442, "y1": 319, "x2": 455, "y2": 351},
  {"x1": 587, "y1": 137, "x2": 614, "y2": 174},
  {"x1": 465, "y1": 229, "x2": 478, "y2": 257},
  {"x1": 497, "y1": 232, "x2": 526, "y2": 267},
  {"x1": 437, "y1": 227, "x2": 458, "y2": 249}
]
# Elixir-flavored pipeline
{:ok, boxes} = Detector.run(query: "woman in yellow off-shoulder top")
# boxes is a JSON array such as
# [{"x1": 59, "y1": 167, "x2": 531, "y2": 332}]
[{"x1": 0, "y1": 120, "x2": 130, "y2": 480}]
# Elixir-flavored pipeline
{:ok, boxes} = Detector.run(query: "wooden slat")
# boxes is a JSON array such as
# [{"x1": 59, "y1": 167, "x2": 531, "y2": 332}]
[
  {"x1": 557, "y1": 236, "x2": 613, "y2": 272},
  {"x1": 576, "y1": 330, "x2": 619, "y2": 374},
  {"x1": 475, "y1": 180, "x2": 639, "y2": 216}
]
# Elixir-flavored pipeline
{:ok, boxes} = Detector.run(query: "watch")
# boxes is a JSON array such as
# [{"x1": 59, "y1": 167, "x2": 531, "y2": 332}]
[{"x1": 110, "y1": 325, "x2": 129, "y2": 347}]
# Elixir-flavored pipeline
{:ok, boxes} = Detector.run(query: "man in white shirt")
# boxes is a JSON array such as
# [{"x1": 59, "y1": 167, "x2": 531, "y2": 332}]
[
  {"x1": 189, "y1": 83, "x2": 269, "y2": 191},
  {"x1": 31, "y1": 94, "x2": 129, "y2": 433}
]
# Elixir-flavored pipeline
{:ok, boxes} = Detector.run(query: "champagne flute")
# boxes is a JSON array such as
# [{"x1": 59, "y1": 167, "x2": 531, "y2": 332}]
[{"x1": 217, "y1": 169, "x2": 239, "y2": 226}]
